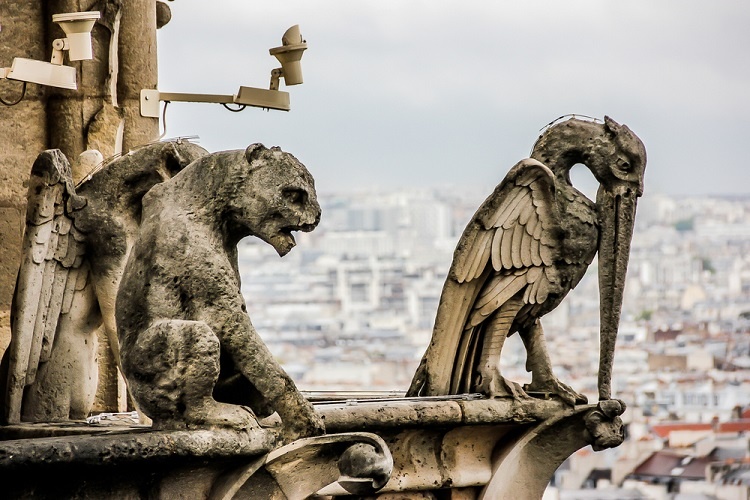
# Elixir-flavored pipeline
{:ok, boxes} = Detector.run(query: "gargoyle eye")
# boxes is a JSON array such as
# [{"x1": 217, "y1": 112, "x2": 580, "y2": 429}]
[
  {"x1": 616, "y1": 157, "x2": 631, "y2": 171},
  {"x1": 284, "y1": 188, "x2": 305, "y2": 205}
]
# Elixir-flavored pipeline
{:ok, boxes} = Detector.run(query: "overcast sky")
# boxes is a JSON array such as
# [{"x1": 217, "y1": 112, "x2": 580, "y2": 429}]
[{"x1": 157, "y1": 1, "x2": 750, "y2": 196}]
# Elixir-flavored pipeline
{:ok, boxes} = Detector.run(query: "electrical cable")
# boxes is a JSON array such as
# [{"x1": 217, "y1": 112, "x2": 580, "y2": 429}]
[
  {"x1": 221, "y1": 102, "x2": 247, "y2": 112},
  {"x1": 157, "y1": 100, "x2": 170, "y2": 140},
  {"x1": 0, "y1": 81, "x2": 27, "y2": 106}
]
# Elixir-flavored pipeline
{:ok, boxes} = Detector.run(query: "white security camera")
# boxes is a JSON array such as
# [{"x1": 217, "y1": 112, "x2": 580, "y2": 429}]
[
  {"x1": 139, "y1": 24, "x2": 308, "y2": 119},
  {"x1": 1, "y1": 11, "x2": 100, "y2": 92},
  {"x1": 52, "y1": 11, "x2": 101, "y2": 62},
  {"x1": 269, "y1": 25, "x2": 307, "y2": 86}
]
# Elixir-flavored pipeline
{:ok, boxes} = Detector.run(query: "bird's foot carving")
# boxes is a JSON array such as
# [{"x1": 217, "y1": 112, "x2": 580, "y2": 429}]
[
  {"x1": 524, "y1": 377, "x2": 587, "y2": 406},
  {"x1": 476, "y1": 370, "x2": 530, "y2": 400}
]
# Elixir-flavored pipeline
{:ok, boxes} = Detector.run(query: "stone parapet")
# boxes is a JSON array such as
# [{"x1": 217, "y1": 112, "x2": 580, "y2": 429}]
[{"x1": 0, "y1": 397, "x2": 624, "y2": 498}]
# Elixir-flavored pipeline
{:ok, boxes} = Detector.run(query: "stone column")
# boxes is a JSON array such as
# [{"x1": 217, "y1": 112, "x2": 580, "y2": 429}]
[
  {"x1": 2, "y1": 0, "x2": 160, "y2": 413},
  {"x1": 0, "y1": 3, "x2": 48, "y2": 353},
  {"x1": 45, "y1": 0, "x2": 119, "y2": 160},
  {"x1": 44, "y1": 0, "x2": 159, "y2": 166},
  {"x1": 118, "y1": 0, "x2": 159, "y2": 150},
  {"x1": 99, "y1": 0, "x2": 159, "y2": 413}
]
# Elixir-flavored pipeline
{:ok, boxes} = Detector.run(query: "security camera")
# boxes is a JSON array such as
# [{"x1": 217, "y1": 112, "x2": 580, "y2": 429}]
[
  {"x1": 52, "y1": 11, "x2": 100, "y2": 62},
  {"x1": 269, "y1": 25, "x2": 307, "y2": 86},
  {"x1": 1, "y1": 11, "x2": 99, "y2": 92},
  {"x1": 138, "y1": 24, "x2": 308, "y2": 120}
]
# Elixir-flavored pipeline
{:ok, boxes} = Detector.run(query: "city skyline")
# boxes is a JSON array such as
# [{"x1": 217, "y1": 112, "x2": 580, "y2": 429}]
[
  {"x1": 157, "y1": 1, "x2": 749, "y2": 196},
  {"x1": 233, "y1": 185, "x2": 750, "y2": 468}
]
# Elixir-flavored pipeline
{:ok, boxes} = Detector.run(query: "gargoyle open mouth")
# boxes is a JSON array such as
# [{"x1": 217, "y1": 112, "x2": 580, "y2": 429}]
[
  {"x1": 279, "y1": 227, "x2": 298, "y2": 247},
  {"x1": 273, "y1": 222, "x2": 317, "y2": 256}
]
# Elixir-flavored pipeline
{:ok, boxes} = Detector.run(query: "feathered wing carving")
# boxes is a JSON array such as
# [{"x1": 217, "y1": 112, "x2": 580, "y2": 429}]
[
  {"x1": 3, "y1": 141, "x2": 209, "y2": 423},
  {"x1": 5, "y1": 151, "x2": 88, "y2": 424},
  {"x1": 407, "y1": 159, "x2": 561, "y2": 397}
]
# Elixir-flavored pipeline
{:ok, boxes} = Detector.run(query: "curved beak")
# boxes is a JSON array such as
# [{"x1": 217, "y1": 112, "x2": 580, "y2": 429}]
[{"x1": 596, "y1": 183, "x2": 639, "y2": 400}]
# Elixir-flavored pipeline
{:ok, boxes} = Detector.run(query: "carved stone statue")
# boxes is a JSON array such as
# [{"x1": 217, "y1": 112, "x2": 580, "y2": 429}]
[
  {"x1": 407, "y1": 116, "x2": 646, "y2": 404},
  {"x1": 3, "y1": 141, "x2": 208, "y2": 423},
  {"x1": 116, "y1": 143, "x2": 325, "y2": 442}
]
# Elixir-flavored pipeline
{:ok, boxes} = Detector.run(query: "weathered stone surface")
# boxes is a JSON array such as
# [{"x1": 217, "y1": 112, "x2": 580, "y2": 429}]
[
  {"x1": 91, "y1": 324, "x2": 127, "y2": 414},
  {"x1": 118, "y1": 0, "x2": 159, "y2": 149},
  {"x1": 338, "y1": 442, "x2": 392, "y2": 492},
  {"x1": 316, "y1": 396, "x2": 569, "y2": 433},
  {"x1": 0, "y1": 0, "x2": 160, "y2": 371},
  {"x1": 319, "y1": 399, "x2": 626, "y2": 497},
  {"x1": 85, "y1": 103, "x2": 125, "y2": 160},
  {"x1": 0, "y1": 208, "x2": 22, "y2": 310},
  {"x1": 0, "y1": 207, "x2": 22, "y2": 353},
  {"x1": 583, "y1": 399, "x2": 626, "y2": 451},
  {"x1": 0, "y1": 397, "x2": 626, "y2": 497},
  {"x1": 0, "y1": 427, "x2": 275, "y2": 469},
  {"x1": 117, "y1": 143, "x2": 324, "y2": 442},
  {"x1": 0, "y1": 3, "x2": 47, "y2": 357},
  {"x1": 156, "y1": 1, "x2": 172, "y2": 29},
  {"x1": 0, "y1": 426, "x2": 276, "y2": 498}
]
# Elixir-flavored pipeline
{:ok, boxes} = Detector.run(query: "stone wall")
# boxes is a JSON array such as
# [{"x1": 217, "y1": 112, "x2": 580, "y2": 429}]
[
  {"x1": 0, "y1": 3, "x2": 47, "y2": 353},
  {"x1": 0, "y1": 1, "x2": 158, "y2": 408}
]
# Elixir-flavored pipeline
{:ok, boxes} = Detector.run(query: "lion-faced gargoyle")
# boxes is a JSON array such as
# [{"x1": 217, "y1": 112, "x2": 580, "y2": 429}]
[{"x1": 116, "y1": 143, "x2": 325, "y2": 442}]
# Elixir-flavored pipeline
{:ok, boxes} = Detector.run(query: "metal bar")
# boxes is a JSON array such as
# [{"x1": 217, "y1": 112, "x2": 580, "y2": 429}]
[{"x1": 158, "y1": 92, "x2": 235, "y2": 104}]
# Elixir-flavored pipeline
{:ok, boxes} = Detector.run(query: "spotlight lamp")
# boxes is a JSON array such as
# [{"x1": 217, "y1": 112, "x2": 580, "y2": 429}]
[
  {"x1": 1, "y1": 11, "x2": 100, "y2": 105},
  {"x1": 139, "y1": 25, "x2": 307, "y2": 118}
]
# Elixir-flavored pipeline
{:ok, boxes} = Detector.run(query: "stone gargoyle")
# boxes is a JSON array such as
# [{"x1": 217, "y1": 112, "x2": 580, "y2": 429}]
[
  {"x1": 408, "y1": 116, "x2": 646, "y2": 406},
  {"x1": 116, "y1": 143, "x2": 325, "y2": 442},
  {"x1": 3, "y1": 140, "x2": 208, "y2": 424}
]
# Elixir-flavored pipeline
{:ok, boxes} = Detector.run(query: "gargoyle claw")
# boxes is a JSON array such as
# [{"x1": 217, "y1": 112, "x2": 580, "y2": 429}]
[
  {"x1": 524, "y1": 378, "x2": 587, "y2": 407},
  {"x1": 476, "y1": 371, "x2": 531, "y2": 401}
]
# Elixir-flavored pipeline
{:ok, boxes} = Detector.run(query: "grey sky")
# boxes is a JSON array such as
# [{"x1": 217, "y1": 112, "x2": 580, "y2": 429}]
[{"x1": 157, "y1": 1, "x2": 750, "y2": 196}]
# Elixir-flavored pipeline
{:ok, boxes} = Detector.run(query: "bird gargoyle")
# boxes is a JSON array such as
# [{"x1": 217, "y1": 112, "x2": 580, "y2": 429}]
[
  {"x1": 3, "y1": 140, "x2": 208, "y2": 423},
  {"x1": 407, "y1": 116, "x2": 646, "y2": 405}
]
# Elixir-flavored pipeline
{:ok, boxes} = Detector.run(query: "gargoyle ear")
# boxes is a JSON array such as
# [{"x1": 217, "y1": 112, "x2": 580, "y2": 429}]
[
  {"x1": 245, "y1": 143, "x2": 266, "y2": 164},
  {"x1": 604, "y1": 116, "x2": 621, "y2": 136}
]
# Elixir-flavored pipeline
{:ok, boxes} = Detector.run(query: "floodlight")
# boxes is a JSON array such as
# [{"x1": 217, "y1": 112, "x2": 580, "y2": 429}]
[
  {"x1": 4, "y1": 58, "x2": 76, "y2": 90},
  {"x1": 1, "y1": 11, "x2": 100, "y2": 96},
  {"x1": 234, "y1": 86, "x2": 290, "y2": 110}
]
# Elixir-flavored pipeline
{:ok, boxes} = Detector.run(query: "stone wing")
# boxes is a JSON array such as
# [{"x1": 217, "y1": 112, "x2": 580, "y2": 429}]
[
  {"x1": 4, "y1": 150, "x2": 88, "y2": 423},
  {"x1": 407, "y1": 159, "x2": 561, "y2": 396}
]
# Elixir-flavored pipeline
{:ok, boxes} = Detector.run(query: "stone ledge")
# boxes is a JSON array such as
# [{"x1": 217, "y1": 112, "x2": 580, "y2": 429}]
[
  {"x1": 316, "y1": 395, "x2": 575, "y2": 432},
  {"x1": 0, "y1": 397, "x2": 576, "y2": 470},
  {"x1": 0, "y1": 398, "x2": 609, "y2": 498},
  {"x1": 0, "y1": 426, "x2": 276, "y2": 470}
]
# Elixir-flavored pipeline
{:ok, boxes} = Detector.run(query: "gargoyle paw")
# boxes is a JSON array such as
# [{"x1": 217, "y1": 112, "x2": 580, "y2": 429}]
[
  {"x1": 476, "y1": 371, "x2": 531, "y2": 401},
  {"x1": 176, "y1": 401, "x2": 258, "y2": 431},
  {"x1": 282, "y1": 410, "x2": 326, "y2": 443}
]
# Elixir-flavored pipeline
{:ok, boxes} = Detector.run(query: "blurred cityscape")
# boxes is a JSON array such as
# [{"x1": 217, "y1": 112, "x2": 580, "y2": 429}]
[{"x1": 238, "y1": 187, "x2": 750, "y2": 499}]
